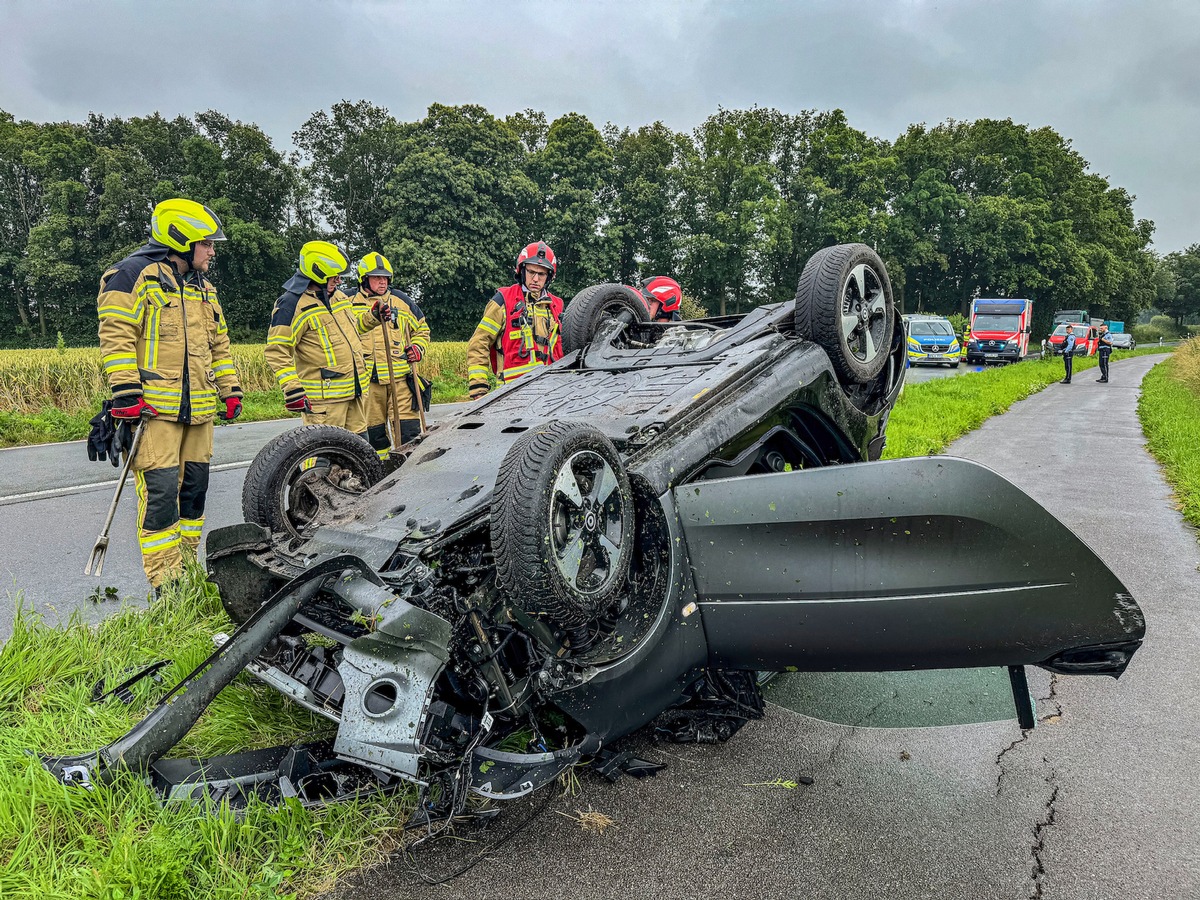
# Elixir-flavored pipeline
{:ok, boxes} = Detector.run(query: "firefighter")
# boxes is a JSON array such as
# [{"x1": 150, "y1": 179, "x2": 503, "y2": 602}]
[
  {"x1": 466, "y1": 241, "x2": 564, "y2": 400},
  {"x1": 349, "y1": 252, "x2": 431, "y2": 457},
  {"x1": 265, "y1": 241, "x2": 391, "y2": 435},
  {"x1": 96, "y1": 198, "x2": 243, "y2": 589},
  {"x1": 639, "y1": 275, "x2": 684, "y2": 322}
]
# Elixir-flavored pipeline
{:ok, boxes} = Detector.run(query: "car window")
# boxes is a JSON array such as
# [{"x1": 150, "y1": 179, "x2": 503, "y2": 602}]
[
  {"x1": 909, "y1": 321, "x2": 954, "y2": 336},
  {"x1": 973, "y1": 314, "x2": 1019, "y2": 331},
  {"x1": 765, "y1": 669, "x2": 1019, "y2": 727}
]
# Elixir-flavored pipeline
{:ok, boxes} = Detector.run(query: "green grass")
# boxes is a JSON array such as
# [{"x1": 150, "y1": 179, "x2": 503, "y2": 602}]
[
  {"x1": 1138, "y1": 347, "x2": 1200, "y2": 530},
  {"x1": 883, "y1": 346, "x2": 1173, "y2": 459},
  {"x1": 0, "y1": 563, "x2": 415, "y2": 899}
]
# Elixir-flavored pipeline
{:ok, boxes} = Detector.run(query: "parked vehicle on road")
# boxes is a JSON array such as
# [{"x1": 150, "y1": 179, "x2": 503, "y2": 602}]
[
  {"x1": 1109, "y1": 331, "x2": 1136, "y2": 350},
  {"x1": 1047, "y1": 324, "x2": 1099, "y2": 356},
  {"x1": 41, "y1": 246, "x2": 1143, "y2": 825},
  {"x1": 1053, "y1": 309, "x2": 1090, "y2": 326},
  {"x1": 904, "y1": 314, "x2": 961, "y2": 368},
  {"x1": 966, "y1": 298, "x2": 1033, "y2": 364}
]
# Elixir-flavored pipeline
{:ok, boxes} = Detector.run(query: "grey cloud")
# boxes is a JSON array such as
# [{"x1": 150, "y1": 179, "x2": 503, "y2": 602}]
[{"x1": 0, "y1": 0, "x2": 1195, "y2": 250}]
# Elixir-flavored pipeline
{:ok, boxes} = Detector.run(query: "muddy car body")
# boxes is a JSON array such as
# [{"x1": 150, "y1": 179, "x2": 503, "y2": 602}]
[{"x1": 42, "y1": 245, "x2": 1144, "y2": 816}]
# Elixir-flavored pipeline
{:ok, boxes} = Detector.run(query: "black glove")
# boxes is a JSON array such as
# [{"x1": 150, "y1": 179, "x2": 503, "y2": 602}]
[
  {"x1": 107, "y1": 418, "x2": 136, "y2": 468},
  {"x1": 86, "y1": 400, "x2": 115, "y2": 463},
  {"x1": 405, "y1": 372, "x2": 433, "y2": 410}
]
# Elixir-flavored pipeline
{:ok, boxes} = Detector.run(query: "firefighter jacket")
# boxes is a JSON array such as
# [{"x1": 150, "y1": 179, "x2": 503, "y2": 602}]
[
  {"x1": 97, "y1": 242, "x2": 242, "y2": 424},
  {"x1": 265, "y1": 271, "x2": 382, "y2": 402},
  {"x1": 466, "y1": 284, "x2": 563, "y2": 387},
  {"x1": 348, "y1": 288, "x2": 431, "y2": 383}
]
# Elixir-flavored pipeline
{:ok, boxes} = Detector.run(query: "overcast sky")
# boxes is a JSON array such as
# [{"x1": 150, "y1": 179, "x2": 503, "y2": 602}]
[{"x1": 2, "y1": 0, "x2": 1196, "y2": 251}]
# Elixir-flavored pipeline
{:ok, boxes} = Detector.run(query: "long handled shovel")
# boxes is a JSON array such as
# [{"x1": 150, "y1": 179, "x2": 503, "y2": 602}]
[
  {"x1": 377, "y1": 312, "x2": 407, "y2": 452},
  {"x1": 403, "y1": 317, "x2": 429, "y2": 436},
  {"x1": 85, "y1": 417, "x2": 148, "y2": 576}
]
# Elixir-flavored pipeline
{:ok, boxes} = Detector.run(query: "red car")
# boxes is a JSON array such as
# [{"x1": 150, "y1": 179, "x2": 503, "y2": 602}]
[{"x1": 1046, "y1": 324, "x2": 1098, "y2": 357}]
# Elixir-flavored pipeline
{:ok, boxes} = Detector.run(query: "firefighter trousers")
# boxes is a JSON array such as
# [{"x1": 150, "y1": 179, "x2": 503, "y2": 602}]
[
  {"x1": 132, "y1": 418, "x2": 213, "y2": 587},
  {"x1": 364, "y1": 379, "x2": 420, "y2": 458},
  {"x1": 301, "y1": 395, "x2": 367, "y2": 434}
]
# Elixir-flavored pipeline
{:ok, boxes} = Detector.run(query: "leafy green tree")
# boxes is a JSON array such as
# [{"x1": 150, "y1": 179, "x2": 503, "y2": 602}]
[
  {"x1": 1160, "y1": 245, "x2": 1200, "y2": 325},
  {"x1": 293, "y1": 101, "x2": 408, "y2": 252},
  {"x1": 679, "y1": 108, "x2": 779, "y2": 315},
  {"x1": 605, "y1": 122, "x2": 686, "y2": 283},
  {"x1": 528, "y1": 112, "x2": 614, "y2": 295},
  {"x1": 381, "y1": 104, "x2": 539, "y2": 339},
  {"x1": 762, "y1": 109, "x2": 895, "y2": 304}
]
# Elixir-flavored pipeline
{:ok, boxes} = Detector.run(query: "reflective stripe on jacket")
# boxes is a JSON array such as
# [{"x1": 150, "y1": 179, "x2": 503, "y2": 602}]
[
  {"x1": 97, "y1": 242, "x2": 242, "y2": 424},
  {"x1": 466, "y1": 284, "x2": 563, "y2": 385},
  {"x1": 349, "y1": 288, "x2": 431, "y2": 383},
  {"x1": 265, "y1": 271, "x2": 381, "y2": 401}
]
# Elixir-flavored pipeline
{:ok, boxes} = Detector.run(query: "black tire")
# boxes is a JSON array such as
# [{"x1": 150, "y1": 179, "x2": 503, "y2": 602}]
[
  {"x1": 951, "y1": 361, "x2": 960, "y2": 369},
  {"x1": 794, "y1": 243, "x2": 895, "y2": 384},
  {"x1": 561, "y1": 283, "x2": 649, "y2": 354},
  {"x1": 491, "y1": 421, "x2": 635, "y2": 627},
  {"x1": 241, "y1": 425, "x2": 384, "y2": 541}
]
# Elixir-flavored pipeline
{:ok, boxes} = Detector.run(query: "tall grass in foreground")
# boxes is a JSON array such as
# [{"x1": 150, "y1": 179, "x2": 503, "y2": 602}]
[
  {"x1": 0, "y1": 342, "x2": 472, "y2": 447},
  {"x1": 0, "y1": 564, "x2": 414, "y2": 899},
  {"x1": 882, "y1": 347, "x2": 1170, "y2": 459},
  {"x1": 1138, "y1": 339, "x2": 1200, "y2": 529}
]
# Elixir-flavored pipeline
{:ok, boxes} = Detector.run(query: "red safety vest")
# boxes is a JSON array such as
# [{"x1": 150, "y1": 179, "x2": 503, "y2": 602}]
[{"x1": 490, "y1": 283, "x2": 564, "y2": 382}]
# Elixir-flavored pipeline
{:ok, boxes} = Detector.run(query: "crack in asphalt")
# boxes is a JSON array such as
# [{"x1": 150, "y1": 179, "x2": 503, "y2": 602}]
[
  {"x1": 1029, "y1": 760, "x2": 1060, "y2": 900},
  {"x1": 997, "y1": 674, "x2": 1062, "y2": 795},
  {"x1": 1037, "y1": 674, "x2": 1062, "y2": 722},
  {"x1": 993, "y1": 730, "x2": 1031, "y2": 796}
]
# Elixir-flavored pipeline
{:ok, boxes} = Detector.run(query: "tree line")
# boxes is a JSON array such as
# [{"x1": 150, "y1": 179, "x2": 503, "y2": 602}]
[{"x1": 1, "y1": 101, "x2": 1192, "y2": 346}]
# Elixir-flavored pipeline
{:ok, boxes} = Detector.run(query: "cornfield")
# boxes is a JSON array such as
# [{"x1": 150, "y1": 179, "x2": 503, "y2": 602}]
[{"x1": 0, "y1": 342, "x2": 470, "y2": 416}]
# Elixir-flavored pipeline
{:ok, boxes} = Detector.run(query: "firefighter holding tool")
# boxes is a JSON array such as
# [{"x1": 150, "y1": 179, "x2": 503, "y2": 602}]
[
  {"x1": 348, "y1": 252, "x2": 431, "y2": 457},
  {"x1": 466, "y1": 241, "x2": 564, "y2": 400},
  {"x1": 264, "y1": 241, "x2": 391, "y2": 435},
  {"x1": 93, "y1": 198, "x2": 243, "y2": 590}
]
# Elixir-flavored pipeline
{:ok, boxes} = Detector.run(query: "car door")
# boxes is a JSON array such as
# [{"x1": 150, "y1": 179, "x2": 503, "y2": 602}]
[{"x1": 674, "y1": 457, "x2": 1143, "y2": 678}]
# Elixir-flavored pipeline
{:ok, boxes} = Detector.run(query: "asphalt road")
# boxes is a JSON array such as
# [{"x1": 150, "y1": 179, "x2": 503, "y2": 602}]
[{"x1": 0, "y1": 406, "x2": 465, "y2": 641}]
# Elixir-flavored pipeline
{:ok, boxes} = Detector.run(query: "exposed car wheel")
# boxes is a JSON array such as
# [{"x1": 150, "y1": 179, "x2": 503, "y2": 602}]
[
  {"x1": 492, "y1": 421, "x2": 635, "y2": 628},
  {"x1": 561, "y1": 283, "x2": 649, "y2": 354},
  {"x1": 951, "y1": 361, "x2": 960, "y2": 368},
  {"x1": 241, "y1": 425, "x2": 384, "y2": 541},
  {"x1": 794, "y1": 243, "x2": 895, "y2": 384}
]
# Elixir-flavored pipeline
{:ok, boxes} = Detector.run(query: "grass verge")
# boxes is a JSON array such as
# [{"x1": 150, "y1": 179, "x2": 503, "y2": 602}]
[
  {"x1": 1138, "y1": 339, "x2": 1200, "y2": 530},
  {"x1": 883, "y1": 346, "x2": 1173, "y2": 459},
  {"x1": 0, "y1": 563, "x2": 415, "y2": 899}
]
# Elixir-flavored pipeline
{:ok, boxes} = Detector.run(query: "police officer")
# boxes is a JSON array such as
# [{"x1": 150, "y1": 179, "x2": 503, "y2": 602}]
[
  {"x1": 96, "y1": 198, "x2": 243, "y2": 590},
  {"x1": 349, "y1": 252, "x2": 431, "y2": 457},
  {"x1": 265, "y1": 241, "x2": 391, "y2": 435},
  {"x1": 1061, "y1": 324, "x2": 1077, "y2": 384},
  {"x1": 1096, "y1": 324, "x2": 1113, "y2": 383},
  {"x1": 639, "y1": 276, "x2": 684, "y2": 322},
  {"x1": 466, "y1": 242, "x2": 564, "y2": 399}
]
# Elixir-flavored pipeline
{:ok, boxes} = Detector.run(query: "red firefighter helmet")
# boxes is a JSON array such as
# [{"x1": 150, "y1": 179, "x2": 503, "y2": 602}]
[
  {"x1": 515, "y1": 241, "x2": 557, "y2": 284},
  {"x1": 640, "y1": 275, "x2": 683, "y2": 318}
]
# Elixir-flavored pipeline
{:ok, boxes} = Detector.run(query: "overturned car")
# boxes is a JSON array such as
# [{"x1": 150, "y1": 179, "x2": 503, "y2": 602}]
[{"x1": 44, "y1": 244, "x2": 1144, "y2": 817}]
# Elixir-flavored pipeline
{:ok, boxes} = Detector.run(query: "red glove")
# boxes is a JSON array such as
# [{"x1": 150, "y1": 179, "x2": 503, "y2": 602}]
[
  {"x1": 405, "y1": 344, "x2": 423, "y2": 364},
  {"x1": 111, "y1": 396, "x2": 159, "y2": 419},
  {"x1": 284, "y1": 390, "x2": 312, "y2": 413},
  {"x1": 219, "y1": 397, "x2": 242, "y2": 421},
  {"x1": 371, "y1": 299, "x2": 394, "y2": 323}
]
